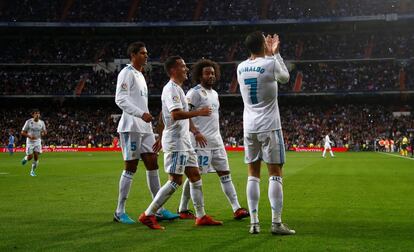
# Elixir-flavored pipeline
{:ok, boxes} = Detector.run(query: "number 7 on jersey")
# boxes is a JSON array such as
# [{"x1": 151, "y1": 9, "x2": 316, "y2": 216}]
[{"x1": 244, "y1": 78, "x2": 258, "y2": 104}]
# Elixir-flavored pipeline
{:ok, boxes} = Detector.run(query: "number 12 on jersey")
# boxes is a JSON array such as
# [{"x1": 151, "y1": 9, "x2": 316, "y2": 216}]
[{"x1": 244, "y1": 78, "x2": 258, "y2": 104}]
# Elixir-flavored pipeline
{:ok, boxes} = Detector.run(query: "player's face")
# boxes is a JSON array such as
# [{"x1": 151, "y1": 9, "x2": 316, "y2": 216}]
[
  {"x1": 32, "y1": 112, "x2": 40, "y2": 120},
  {"x1": 132, "y1": 47, "x2": 148, "y2": 67},
  {"x1": 173, "y1": 59, "x2": 189, "y2": 83},
  {"x1": 201, "y1": 66, "x2": 216, "y2": 88}
]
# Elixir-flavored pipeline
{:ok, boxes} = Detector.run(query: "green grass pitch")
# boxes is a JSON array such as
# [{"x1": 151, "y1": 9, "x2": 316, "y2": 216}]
[{"x1": 1, "y1": 151, "x2": 413, "y2": 251}]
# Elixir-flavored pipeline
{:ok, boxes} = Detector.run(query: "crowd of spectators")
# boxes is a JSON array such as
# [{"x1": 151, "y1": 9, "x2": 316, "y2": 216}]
[
  {"x1": 1, "y1": 61, "x2": 412, "y2": 95},
  {"x1": 2, "y1": 33, "x2": 413, "y2": 64},
  {"x1": 219, "y1": 103, "x2": 414, "y2": 150},
  {"x1": 0, "y1": 106, "x2": 119, "y2": 147},
  {"x1": 1, "y1": 0, "x2": 413, "y2": 22},
  {"x1": 1, "y1": 103, "x2": 412, "y2": 151},
  {"x1": 0, "y1": 68, "x2": 117, "y2": 95}
]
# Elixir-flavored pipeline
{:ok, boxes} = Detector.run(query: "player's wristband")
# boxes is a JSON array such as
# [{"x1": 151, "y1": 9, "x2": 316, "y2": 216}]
[{"x1": 192, "y1": 131, "x2": 201, "y2": 136}]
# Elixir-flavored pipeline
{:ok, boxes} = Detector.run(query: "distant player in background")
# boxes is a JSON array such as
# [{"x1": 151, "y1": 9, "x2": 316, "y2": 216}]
[
  {"x1": 139, "y1": 56, "x2": 222, "y2": 230},
  {"x1": 409, "y1": 133, "x2": 414, "y2": 158},
  {"x1": 401, "y1": 135, "x2": 409, "y2": 157},
  {"x1": 21, "y1": 109, "x2": 47, "y2": 176},
  {"x1": 322, "y1": 133, "x2": 335, "y2": 158},
  {"x1": 114, "y1": 42, "x2": 178, "y2": 224},
  {"x1": 8, "y1": 131, "x2": 15, "y2": 155},
  {"x1": 237, "y1": 31, "x2": 295, "y2": 235},
  {"x1": 177, "y1": 59, "x2": 249, "y2": 220}
]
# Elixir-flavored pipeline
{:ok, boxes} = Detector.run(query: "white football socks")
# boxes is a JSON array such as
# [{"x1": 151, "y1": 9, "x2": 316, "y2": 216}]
[
  {"x1": 247, "y1": 176, "x2": 260, "y2": 224},
  {"x1": 116, "y1": 170, "x2": 134, "y2": 215},
  {"x1": 145, "y1": 180, "x2": 179, "y2": 216},
  {"x1": 178, "y1": 178, "x2": 191, "y2": 212},
  {"x1": 269, "y1": 176, "x2": 283, "y2": 224},
  {"x1": 31, "y1": 160, "x2": 38, "y2": 172},
  {"x1": 190, "y1": 180, "x2": 206, "y2": 218},
  {"x1": 146, "y1": 169, "x2": 161, "y2": 199},
  {"x1": 220, "y1": 174, "x2": 241, "y2": 212}
]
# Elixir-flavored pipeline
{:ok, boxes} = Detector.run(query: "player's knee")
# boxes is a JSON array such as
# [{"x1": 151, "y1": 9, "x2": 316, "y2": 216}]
[
  {"x1": 125, "y1": 160, "x2": 138, "y2": 173},
  {"x1": 170, "y1": 175, "x2": 183, "y2": 186},
  {"x1": 217, "y1": 170, "x2": 230, "y2": 177}
]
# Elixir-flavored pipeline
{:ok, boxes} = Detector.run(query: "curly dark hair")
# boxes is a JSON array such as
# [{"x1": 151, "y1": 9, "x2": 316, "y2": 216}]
[{"x1": 191, "y1": 59, "x2": 221, "y2": 84}]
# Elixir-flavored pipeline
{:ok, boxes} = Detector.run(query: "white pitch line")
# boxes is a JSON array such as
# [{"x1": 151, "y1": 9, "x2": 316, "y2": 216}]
[
  {"x1": 0, "y1": 172, "x2": 10, "y2": 175},
  {"x1": 378, "y1": 152, "x2": 414, "y2": 161}
]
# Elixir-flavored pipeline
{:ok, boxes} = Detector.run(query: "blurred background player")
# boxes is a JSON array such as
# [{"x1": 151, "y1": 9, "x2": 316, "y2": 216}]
[
  {"x1": 322, "y1": 132, "x2": 335, "y2": 158},
  {"x1": 114, "y1": 42, "x2": 178, "y2": 224},
  {"x1": 139, "y1": 56, "x2": 222, "y2": 230},
  {"x1": 237, "y1": 31, "x2": 295, "y2": 235},
  {"x1": 8, "y1": 130, "x2": 15, "y2": 155},
  {"x1": 410, "y1": 133, "x2": 414, "y2": 158},
  {"x1": 401, "y1": 135, "x2": 409, "y2": 157},
  {"x1": 21, "y1": 109, "x2": 47, "y2": 176},
  {"x1": 177, "y1": 59, "x2": 249, "y2": 220}
]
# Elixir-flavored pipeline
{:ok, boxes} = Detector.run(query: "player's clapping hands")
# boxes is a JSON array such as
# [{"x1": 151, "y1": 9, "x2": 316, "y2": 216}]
[{"x1": 265, "y1": 34, "x2": 280, "y2": 56}]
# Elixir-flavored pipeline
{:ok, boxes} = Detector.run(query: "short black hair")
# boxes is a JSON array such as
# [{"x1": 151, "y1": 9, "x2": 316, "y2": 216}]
[
  {"x1": 127, "y1": 42, "x2": 146, "y2": 58},
  {"x1": 164, "y1": 55, "x2": 182, "y2": 77},
  {"x1": 245, "y1": 31, "x2": 265, "y2": 54},
  {"x1": 31, "y1": 108, "x2": 40, "y2": 115},
  {"x1": 191, "y1": 59, "x2": 221, "y2": 84}
]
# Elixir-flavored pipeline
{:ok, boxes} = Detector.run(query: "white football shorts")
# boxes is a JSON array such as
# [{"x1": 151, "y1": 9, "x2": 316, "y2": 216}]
[
  {"x1": 119, "y1": 132, "x2": 155, "y2": 161},
  {"x1": 195, "y1": 148, "x2": 230, "y2": 174},
  {"x1": 244, "y1": 130, "x2": 285, "y2": 164},
  {"x1": 26, "y1": 143, "x2": 42, "y2": 155},
  {"x1": 164, "y1": 150, "x2": 199, "y2": 175}
]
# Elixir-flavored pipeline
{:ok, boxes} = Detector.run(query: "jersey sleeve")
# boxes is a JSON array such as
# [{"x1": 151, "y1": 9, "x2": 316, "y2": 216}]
[
  {"x1": 115, "y1": 69, "x2": 145, "y2": 118},
  {"x1": 272, "y1": 53, "x2": 290, "y2": 84},
  {"x1": 22, "y1": 120, "x2": 29, "y2": 132},
  {"x1": 186, "y1": 88, "x2": 200, "y2": 110},
  {"x1": 165, "y1": 85, "x2": 183, "y2": 112},
  {"x1": 42, "y1": 121, "x2": 47, "y2": 131}
]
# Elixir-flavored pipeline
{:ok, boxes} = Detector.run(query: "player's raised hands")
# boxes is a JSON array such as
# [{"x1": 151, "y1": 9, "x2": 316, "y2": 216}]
[
  {"x1": 141, "y1": 112, "x2": 154, "y2": 122},
  {"x1": 271, "y1": 34, "x2": 280, "y2": 54},
  {"x1": 197, "y1": 106, "x2": 212, "y2": 116},
  {"x1": 265, "y1": 34, "x2": 273, "y2": 56},
  {"x1": 264, "y1": 34, "x2": 280, "y2": 55}
]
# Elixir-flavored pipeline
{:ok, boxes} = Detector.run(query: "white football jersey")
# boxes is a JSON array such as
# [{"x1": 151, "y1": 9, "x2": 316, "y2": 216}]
[
  {"x1": 186, "y1": 84, "x2": 224, "y2": 149},
  {"x1": 22, "y1": 118, "x2": 46, "y2": 145},
  {"x1": 237, "y1": 53, "x2": 289, "y2": 133},
  {"x1": 115, "y1": 64, "x2": 152, "y2": 133},
  {"x1": 161, "y1": 80, "x2": 193, "y2": 152},
  {"x1": 324, "y1": 135, "x2": 332, "y2": 147}
]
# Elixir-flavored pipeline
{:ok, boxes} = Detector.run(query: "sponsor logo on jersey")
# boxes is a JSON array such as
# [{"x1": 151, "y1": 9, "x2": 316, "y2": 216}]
[{"x1": 172, "y1": 96, "x2": 180, "y2": 103}]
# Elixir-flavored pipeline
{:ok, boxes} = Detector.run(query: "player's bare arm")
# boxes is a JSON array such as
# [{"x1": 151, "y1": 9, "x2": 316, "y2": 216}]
[
  {"x1": 21, "y1": 130, "x2": 36, "y2": 140},
  {"x1": 189, "y1": 118, "x2": 207, "y2": 148},
  {"x1": 152, "y1": 112, "x2": 163, "y2": 153},
  {"x1": 170, "y1": 107, "x2": 211, "y2": 120}
]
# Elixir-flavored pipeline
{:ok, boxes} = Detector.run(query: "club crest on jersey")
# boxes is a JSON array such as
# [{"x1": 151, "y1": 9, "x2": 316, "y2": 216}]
[
  {"x1": 201, "y1": 90, "x2": 207, "y2": 96},
  {"x1": 172, "y1": 96, "x2": 180, "y2": 103},
  {"x1": 121, "y1": 83, "x2": 128, "y2": 90}
]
